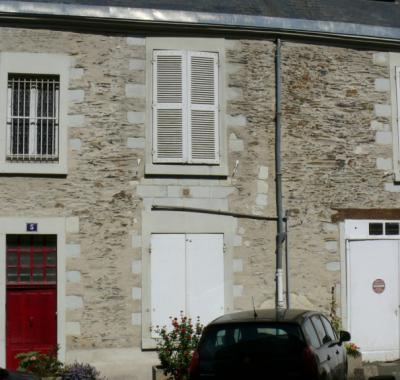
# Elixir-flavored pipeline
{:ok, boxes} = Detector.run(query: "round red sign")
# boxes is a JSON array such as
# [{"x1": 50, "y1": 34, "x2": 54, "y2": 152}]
[{"x1": 372, "y1": 279, "x2": 385, "y2": 294}]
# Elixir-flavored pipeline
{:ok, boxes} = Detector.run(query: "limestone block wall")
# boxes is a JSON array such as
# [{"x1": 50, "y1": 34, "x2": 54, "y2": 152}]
[{"x1": 0, "y1": 24, "x2": 399, "y2": 356}]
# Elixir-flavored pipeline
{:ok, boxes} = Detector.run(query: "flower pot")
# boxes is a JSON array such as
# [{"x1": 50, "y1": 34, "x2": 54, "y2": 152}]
[
  {"x1": 152, "y1": 365, "x2": 169, "y2": 380},
  {"x1": 347, "y1": 354, "x2": 363, "y2": 379}
]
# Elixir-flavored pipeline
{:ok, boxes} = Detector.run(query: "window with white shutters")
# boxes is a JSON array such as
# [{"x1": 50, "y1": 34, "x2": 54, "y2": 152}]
[
  {"x1": 6, "y1": 74, "x2": 60, "y2": 162},
  {"x1": 153, "y1": 50, "x2": 219, "y2": 165}
]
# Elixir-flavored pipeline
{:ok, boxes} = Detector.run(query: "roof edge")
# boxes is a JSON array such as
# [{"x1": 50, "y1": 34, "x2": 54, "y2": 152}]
[{"x1": 1, "y1": 0, "x2": 400, "y2": 42}]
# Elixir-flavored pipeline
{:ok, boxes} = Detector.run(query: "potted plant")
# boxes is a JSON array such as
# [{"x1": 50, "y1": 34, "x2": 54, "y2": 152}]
[
  {"x1": 16, "y1": 348, "x2": 63, "y2": 380},
  {"x1": 153, "y1": 313, "x2": 203, "y2": 380}
]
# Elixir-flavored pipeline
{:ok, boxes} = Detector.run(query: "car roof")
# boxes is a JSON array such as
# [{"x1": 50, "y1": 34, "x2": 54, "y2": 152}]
[{"x1": 208, "y1": 309, "x2": 321, "y2": 326}]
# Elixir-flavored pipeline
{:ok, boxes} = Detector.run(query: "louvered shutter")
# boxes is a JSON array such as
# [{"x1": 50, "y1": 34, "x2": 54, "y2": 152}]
[
  {"x1": 153, "y1": 51, "x2": 187, "y2": 163},
  {"x1": 188, "y1": 52, "x2": 219, "y2": 164},
  {"x1": 396, "y1": 66, "x2": 400, "y2": 160}
]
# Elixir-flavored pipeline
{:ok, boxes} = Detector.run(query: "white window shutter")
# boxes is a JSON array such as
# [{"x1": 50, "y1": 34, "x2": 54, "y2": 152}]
[
  {"x1": 152, "y1": 51, "x2": 187, "y2": 163},
  {"x1": 186, "y1": 234, "x2": 224, "y2": 325},
  {"x1": 188, "y1": 52, "x2": 219, "y2": 164},
  {"x1": 150, "y1": 234, "x2": 186, "y2": 337},
  {"x1": 396, "y1": 66, "x2": 400, "y2": 162}
]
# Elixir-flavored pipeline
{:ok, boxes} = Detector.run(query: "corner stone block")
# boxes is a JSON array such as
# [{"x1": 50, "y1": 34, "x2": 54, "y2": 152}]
[
  {"x1": 68, "y1": 89, "x2": 85, "y2": 103},
  {"x1": 132, "y1": 287, "x2": 142, "y2": 300},
  {"x1": 66, "y1": 244, "x2": 81, "y2": 258},
  {"x1": 129, "y1": 59, "x2": 145, "y2": 71},
  {"x1": 233, "y1": 259, "x2": 243, "y2": 273},
  {"x1": 67, "y1": 115, "x2": 85, "y2": 128},
  {"x1": 257, "y1": 180, "x2": 268, "y2": 194},
  {"x1": 132, "y1": 234, "x2": 142, "y2": 248},
  {"x1": 132, "y1": 260, "x2": 142, "y2": 274},
  {"x1": 127, "y1": 37, "x2": 145, "y2": 46},
  {"x1": 66, "y1": 296, "x2": 83, "y2": 310},
  {"x1": 325, "y1": 241, "x2": 337, "y2": 253},
  {"x1": 67, "y1": 271, "x2": 81, "y2": 283},
  {"x1": 131, "y1": 313, "x2": 142, "y2": 326},
  {"x1": 233, "y1": 285, "x2": 244, "y2": 297},
  {"x1": 227, "y1": 87, "x2": 243, "y2": 101},
  {"x1": 376, "y1": 131, "x2": 393, "y2": 145},
  {"x1": 326, "y1": 262, "x2": 340, "y2": 272},
  {"x1": 373, "y1": 52, "x2": 389, "y2": 66},
  {"x1": 66, "y1": 217, "x2": 80, "y2": 234},
  {"x1": 125, "y1": 84, "x2": 146, "y2": 98},
  {"x1": 229, "y1": 136, "x2": 244, "y2": 152},
  {"x1": 70, "y1": 68, "x2": 84, "y2": 80},
  {"x1": 376, "y1": 157, "x2": 392, "y2": 170},
  {"x1": 127, "y1": 112, "x2": 145, "y2": 125},
  {"x1": 127, "y1": 137, "x2": 145, "y2": 149},
  {"x1": 375, "y1": 78, "x2": 390, "y2": 92},
  {"x1": 385, "y1": 183, "x2": 400, "y2": 192},
  {"x1": 374, "y1": 104, "x2": 392, "y2": 118},
  {"x1": 233, "y1": 235, "x2": 242, "y2": 247},
  {"x1": 227, "y1": 115, "x2": 247, "y2": 128},
  {"x1": 69, "y1": 139, "x2": 82, "y2": 151},
  {"x1": 66, "y1": 322, "x2": 81, "y2": 336},
  {"x1": 256, "y1": 194, "x2": 268, "y2": 207},
  {"x1": 258, "y1": 166, "x2": 269, "y2": 180}
]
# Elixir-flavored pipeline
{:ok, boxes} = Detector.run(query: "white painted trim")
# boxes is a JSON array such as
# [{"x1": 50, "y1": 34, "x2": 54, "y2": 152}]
[
  {"x1": 0, "y1": 53, "x2": 71, "y2": 175},
  {"x1": 141, "y1": 210, "x2": 236, "y2": 349},
  {"x1": 339, "y1": 221, "x2": 348, "y2": 331},
  {"x1": 0, "y1": 217, "x2": 66, "y2": 366},
  {"x1": 145, "y1": 38, "x2": 228, "y2": 176}
]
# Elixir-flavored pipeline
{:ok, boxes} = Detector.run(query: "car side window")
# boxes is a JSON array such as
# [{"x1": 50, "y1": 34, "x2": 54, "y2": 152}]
[
  {"x1": 303, "y1": 319, "x2": 321, "y2": 348},
  {"x1": 320, "y1": 315, "x2": 336, "y2": 341},
  {"x1": 311, "y1": 316, "x2": 331, "y2": 345}
]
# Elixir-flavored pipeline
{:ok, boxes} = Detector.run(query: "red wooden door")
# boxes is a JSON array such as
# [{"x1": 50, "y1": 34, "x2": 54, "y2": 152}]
[{"x1": 6, "y1": 235, "x2": 57, "y2": 370}]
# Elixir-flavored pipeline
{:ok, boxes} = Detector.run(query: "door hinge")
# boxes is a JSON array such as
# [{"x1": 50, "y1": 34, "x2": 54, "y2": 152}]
[
  {"x1": 223, "y1": 243, "x2": 227, "y2": 253},
  {"x1": 149, "y1": 246, "x2": 152, "y2": 254}
]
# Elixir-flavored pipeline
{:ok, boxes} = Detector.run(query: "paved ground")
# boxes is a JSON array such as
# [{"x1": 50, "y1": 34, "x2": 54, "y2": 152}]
[{"x1": 351, "y1": 360, "x2": 400, "y2": 379}]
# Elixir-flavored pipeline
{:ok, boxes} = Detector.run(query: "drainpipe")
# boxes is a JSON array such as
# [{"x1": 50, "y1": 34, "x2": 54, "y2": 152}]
[{"x1": 275, "y1": 38, "x2": 285, "y2": 310}]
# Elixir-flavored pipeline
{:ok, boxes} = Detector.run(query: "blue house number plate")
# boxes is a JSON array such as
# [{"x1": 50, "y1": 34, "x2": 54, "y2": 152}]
[{"x1": 26, "y1": 223, "x2": 38, "y2": 232}]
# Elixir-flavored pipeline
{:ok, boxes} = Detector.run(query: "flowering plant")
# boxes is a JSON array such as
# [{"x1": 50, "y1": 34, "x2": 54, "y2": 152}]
[
  {"x1": 62, "y1": 362, "x2": 107, "y2": 380},
  {"x1": 345, "y1": 342, "x2": 361, "y2": 358},
  {"x1": 153, "y1": 312, "x2": 203, "y2": 380},
  {"x1": 16, "y1": 347, "x2": 63, "y2": 377}
]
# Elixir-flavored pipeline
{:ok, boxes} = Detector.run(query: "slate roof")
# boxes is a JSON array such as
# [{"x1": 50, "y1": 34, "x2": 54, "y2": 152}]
[{"x1": 8, "y1": 0, "x2": 400, "y2": 29}]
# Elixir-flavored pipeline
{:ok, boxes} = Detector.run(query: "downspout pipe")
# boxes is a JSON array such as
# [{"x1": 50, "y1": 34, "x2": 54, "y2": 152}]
[{"x1": 275, "y1": 38, "x2": 285, "y2": 310}]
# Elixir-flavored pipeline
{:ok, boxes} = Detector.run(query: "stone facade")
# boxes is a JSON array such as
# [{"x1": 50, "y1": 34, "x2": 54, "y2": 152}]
[{"x1": 0, "y1": 25, "x2": 399, "y2": 378}]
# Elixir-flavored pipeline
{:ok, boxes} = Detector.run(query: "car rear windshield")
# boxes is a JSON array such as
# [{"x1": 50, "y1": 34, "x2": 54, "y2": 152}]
[{"x1": 199, "y1": 322, "x2": 304, "y2": 359}]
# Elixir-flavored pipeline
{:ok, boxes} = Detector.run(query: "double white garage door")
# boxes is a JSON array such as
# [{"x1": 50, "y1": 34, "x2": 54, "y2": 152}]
[{"x1": 150, "y1": 234, "x2": 224, "y2": 336}]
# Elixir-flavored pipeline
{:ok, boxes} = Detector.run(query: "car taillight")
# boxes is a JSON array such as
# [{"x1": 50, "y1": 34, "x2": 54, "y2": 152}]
[
  {"x1": 188, "y1": 350, "x2": 199, "y2": 377},
  {"x1": 302, "y1": 345, "x2": 318, "y2": 379}
]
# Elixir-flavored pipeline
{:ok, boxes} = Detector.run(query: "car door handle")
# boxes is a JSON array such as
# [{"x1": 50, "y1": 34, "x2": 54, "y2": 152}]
[
  {"x1": 336, "y1": 350, "x2": 339, "y2": 355},
  {"x1": 327, "y1": 355, "x2": 331, "y2": 361}
]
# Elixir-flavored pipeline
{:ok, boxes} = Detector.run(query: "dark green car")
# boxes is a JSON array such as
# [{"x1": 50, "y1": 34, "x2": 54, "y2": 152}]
[{"x1": 189, "y1": 309, "x2": 351, "y2": 380}]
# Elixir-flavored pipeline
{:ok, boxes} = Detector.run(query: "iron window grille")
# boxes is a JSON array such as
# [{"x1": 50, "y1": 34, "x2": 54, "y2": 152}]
[{"x1": 6, "y1": 74, "x2": 60, "y2": 162}]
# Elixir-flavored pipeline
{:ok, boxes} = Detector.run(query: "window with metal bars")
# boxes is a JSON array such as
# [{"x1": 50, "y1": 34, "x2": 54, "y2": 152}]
[
  {"x1": 6, "y1": 235, "x2": 57, "y2": 285},
  {"x1": 6, "y1": 74, "x2": 60, "y2": 162}
]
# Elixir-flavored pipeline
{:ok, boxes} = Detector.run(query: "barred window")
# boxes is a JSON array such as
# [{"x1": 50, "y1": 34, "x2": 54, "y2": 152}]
[{"x1": 6, "y1": 74, "x2": 60, "y2": 162}]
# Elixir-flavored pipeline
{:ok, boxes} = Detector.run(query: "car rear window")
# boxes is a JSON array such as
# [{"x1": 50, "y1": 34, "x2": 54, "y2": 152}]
[{"x1": 199, "y1": 323, "x2": 304, "y2": 359}]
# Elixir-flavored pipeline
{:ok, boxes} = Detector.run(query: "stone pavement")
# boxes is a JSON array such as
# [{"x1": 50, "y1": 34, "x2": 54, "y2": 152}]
[{"x1": 350, "y1": 360, "x2": 400, "y2": 380}]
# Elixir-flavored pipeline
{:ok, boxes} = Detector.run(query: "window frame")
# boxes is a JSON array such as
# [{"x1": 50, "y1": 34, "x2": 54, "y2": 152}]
[
  {"x1": 0, "y1": 53, "x2": 70, "y2": 175},
  {"x1": 390, "y1": 54, "x2": 400, "y2": 181},
  {"x1": 145, "y1": 38, "x2": 228, "y2": 176}
]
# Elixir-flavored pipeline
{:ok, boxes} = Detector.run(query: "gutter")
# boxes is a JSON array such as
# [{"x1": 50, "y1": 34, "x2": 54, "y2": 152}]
[{"x1": 2, "y1": 1, "x2": 400, "y2": 47}]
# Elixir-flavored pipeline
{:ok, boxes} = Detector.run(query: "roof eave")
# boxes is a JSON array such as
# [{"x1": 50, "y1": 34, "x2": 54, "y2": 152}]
[{"x1": 1, "y1": 1, "x2": 400, "y2": 48}]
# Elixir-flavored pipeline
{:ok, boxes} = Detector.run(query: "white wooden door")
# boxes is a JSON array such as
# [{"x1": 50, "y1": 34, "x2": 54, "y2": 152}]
[
  {"x1": 150, "y1": 233, "x2": 224, "y2": 336},
  {"x1": 348, "y1": 240, "x2": 400, "y2": 361},
  {"x1": 186, "y1": 234, "x2": 224, "y2": 324},
  {"x1": 151, "y1": 234, "x2": 186, "y2": 336}
]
